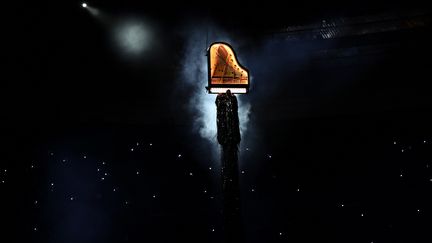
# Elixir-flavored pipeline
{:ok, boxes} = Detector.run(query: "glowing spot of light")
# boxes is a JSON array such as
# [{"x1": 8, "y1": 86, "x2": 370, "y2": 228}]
[{"x1": 114, "y1": 20, "x2": 152, "y2": 56}]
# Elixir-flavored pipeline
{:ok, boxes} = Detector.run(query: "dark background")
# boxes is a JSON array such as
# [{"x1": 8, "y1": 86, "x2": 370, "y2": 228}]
[{"x1": 2, "y1": 1, "x2": 432, "y2": 242}]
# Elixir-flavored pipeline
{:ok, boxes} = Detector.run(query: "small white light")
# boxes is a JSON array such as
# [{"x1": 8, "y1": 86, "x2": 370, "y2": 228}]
[
  {"x1": 279, "y1": 232, "x2": 282, "y2": 236},
  {"x1": 50, "y1": 183, "x2": 54, "y2": 186},
  {"x1": 136, "y1": 171, "x2": 139, "y2": 175},
  {"x1": 251, "y1": 188, "x2": 255, "y2": 192},
  {"x1": 209, "y1": 167, "x2": 212, "y2": 170},
  {"x1": 297, "y1": 188, "x2": 300, "y2": 192},
  {"x1": 82, "y1": 3, "x2": 87, "y2": 8},
  {"x1": 153, "y1": 194, "x2": 156, "y2": 198},
  {"x1": 241, "y1": 170, "x2": 245, "y2": 174},
  {"x1": 189, "y1": 172, "x2": 193, "y2": 176},
  {"x1": 149, "y1": 143, "x2": 153, "y2": 146},
  {"x1": 361, "y1": 213, "x2": 364, "y2": 217},
  {"x1": 130, "y1": 148, "x2": 134, "y2": 152},
  {"x1": 113, "y1": 188, "x2": 116, "y2": 192},
  {"x1": 212, "y1": 228, "x2": 215, "y2": 232},
  {"x1": 70, "y1": 197, "x2": 74, "y2": 201},
  {"x1": 178, "y1": 154, "x2": 182, "y2": 158}
]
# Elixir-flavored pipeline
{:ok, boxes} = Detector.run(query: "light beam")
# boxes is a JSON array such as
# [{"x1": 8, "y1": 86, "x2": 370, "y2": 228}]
[{"x1": 81, "y1": 2, "x2": 101, "y2": 17}]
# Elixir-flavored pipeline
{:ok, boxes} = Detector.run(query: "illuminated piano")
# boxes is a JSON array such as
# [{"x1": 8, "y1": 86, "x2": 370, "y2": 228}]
[{"x1": 206, "y1": 42, "x2": 250, "y2": 94}]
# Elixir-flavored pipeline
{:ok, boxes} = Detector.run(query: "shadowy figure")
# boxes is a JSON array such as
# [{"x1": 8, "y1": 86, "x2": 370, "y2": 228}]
[
  {"x1": 216, "y1": 89, "x2": 241, "y2": 147},
  {"x1": 216, "y1": 89, "x2": 243, "y2": 243}
]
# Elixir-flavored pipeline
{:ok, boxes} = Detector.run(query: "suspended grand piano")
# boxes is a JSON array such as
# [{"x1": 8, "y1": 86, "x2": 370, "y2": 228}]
[{"x1": 206, "y1": 42, "x2": 250, "y2": 94}]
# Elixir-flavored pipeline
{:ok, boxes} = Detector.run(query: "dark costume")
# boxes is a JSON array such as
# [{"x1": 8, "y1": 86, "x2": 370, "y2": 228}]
[
  {"x1": 216, "y1": 91, "x2": 241, "y2": 147},
  {"x1": 215, "y1": 90, "x2": 243, "y2": 243}
]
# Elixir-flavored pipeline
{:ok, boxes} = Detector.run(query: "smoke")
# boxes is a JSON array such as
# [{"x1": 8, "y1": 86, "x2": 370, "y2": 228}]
[
  {"x1": 238, "y1": 99, "x2": 251, "y2": 138},
  {"x1": 178, "y1": 25, "x2": 251, "y2": 160}
]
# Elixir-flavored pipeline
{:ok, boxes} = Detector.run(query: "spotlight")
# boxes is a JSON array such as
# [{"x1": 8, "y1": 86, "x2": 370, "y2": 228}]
[{"x1": 82, "y1": 3, "x2": 87, "y2": 8}]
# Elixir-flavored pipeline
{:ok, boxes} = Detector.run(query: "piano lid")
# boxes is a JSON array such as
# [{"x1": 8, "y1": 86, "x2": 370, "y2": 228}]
[{"x1": 207, "y1": 42, "x2": 249, "y2": 94}]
